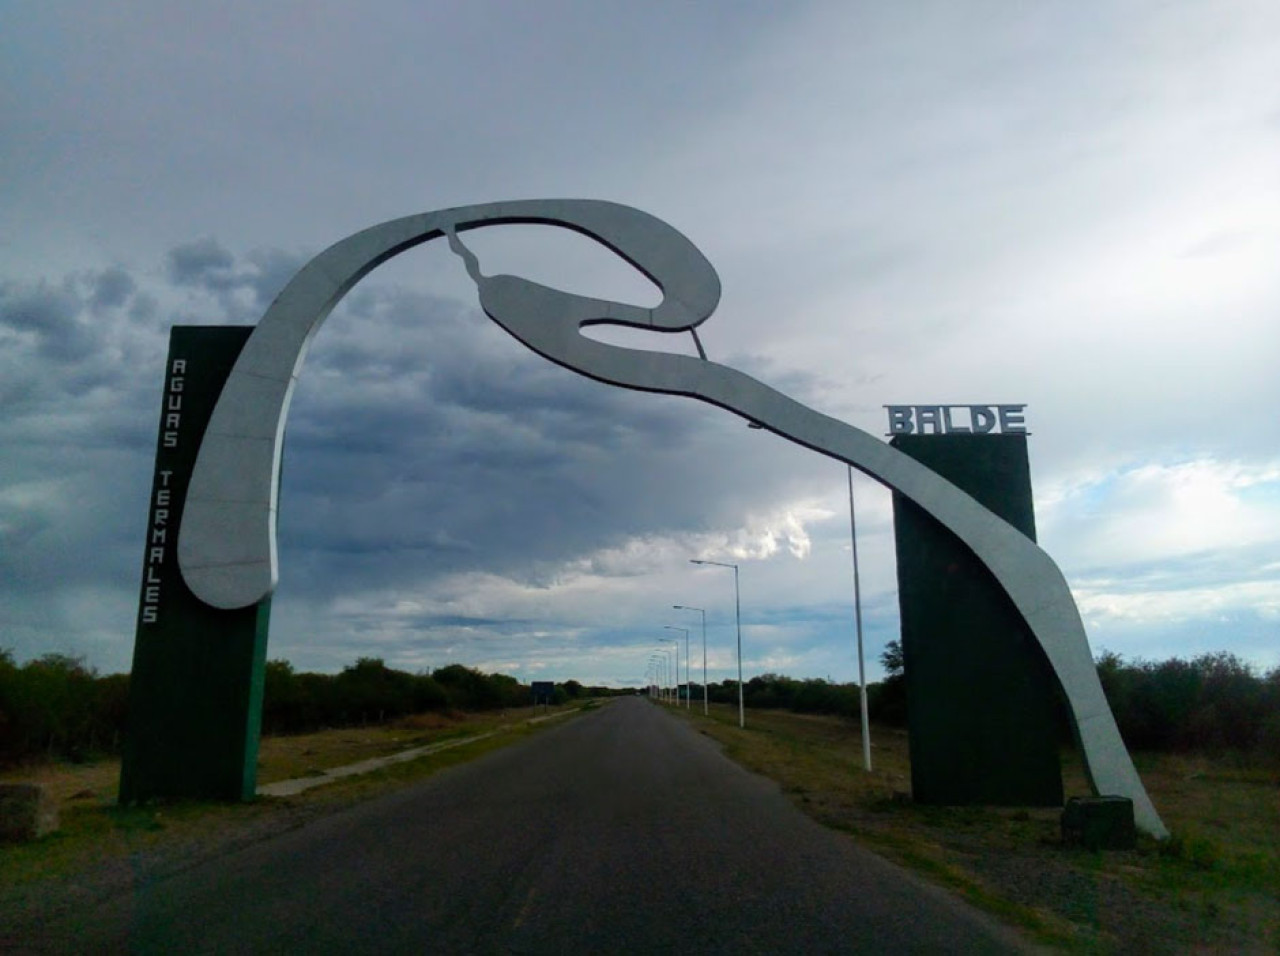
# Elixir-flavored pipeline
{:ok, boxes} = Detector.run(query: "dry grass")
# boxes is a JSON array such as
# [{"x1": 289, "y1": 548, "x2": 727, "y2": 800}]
[
  {"x1": 253, "y1": 707, "x2": 541, "y2": 782},
  {"x1": 0, "y1": 705, "x2": 569, "y2": 803},
  {"x1": 672, "y1": 701, "x2": 1279, "y2": 954}
]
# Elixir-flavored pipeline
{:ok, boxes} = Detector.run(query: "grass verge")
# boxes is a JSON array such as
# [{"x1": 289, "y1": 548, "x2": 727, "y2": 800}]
[{"x1": 666, "y1": 701, "x2": 1279, "y2": 954}]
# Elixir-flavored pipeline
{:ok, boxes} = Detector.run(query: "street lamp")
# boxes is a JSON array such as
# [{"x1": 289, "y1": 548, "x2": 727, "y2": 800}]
[
  {"x1": 664, "y1": 625, "x2": 690, "y2": 710},
  {"x1": 649, "y1": 654, "x2": 666, "y2": 702},
  {"x1": 690, "y1": 559, "x2": 744, "y2": 728},
  {"x1": 660, "y1": 638, "x2": 678, "y2": 706},
  {"x1": 673, "y1": 605, "x2": 708, "y2": 715},
  {"x1": 651, "y1": 653, "x2": 668, "y2": 703}
]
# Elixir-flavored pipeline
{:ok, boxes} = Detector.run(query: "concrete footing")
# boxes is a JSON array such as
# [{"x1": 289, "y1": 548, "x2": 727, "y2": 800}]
[
  {"x1": 0, "y1": 783, "x2": 59, "y2": 842},
  {"x1": 1062, "y1": 795, "x2": 1136, "y2": 850}
]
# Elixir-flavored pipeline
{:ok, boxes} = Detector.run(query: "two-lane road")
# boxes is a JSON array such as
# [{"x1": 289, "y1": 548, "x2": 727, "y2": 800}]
[{"x1": 38, "y1": 698, "x2": 1029, "y2": 953}]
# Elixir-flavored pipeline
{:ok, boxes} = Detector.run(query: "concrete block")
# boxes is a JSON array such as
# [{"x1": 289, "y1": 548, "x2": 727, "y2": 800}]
[
  {"x1": 0, "y1": 783, "x2": 59, "y2": 842},
  {"x1": 1061, "y1": 795, "x2": 1136, "y2": 850}
]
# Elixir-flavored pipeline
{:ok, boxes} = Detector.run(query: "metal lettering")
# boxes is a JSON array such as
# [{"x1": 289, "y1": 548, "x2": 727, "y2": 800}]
[
  {"x1": 916, "y1": 406, "x2": 943, "y2": 435},
  {"x1": 970, "y1": 406, "x2": 997, "y2": 434},
  {"x1": 887, "y1": 406, "x2": 914, "y2": 435},
  {"x1": 942, "y1": 406, "x2": 970, "y2": 434},
  {"x1": 998, "y1": 405, "x2": 1027, "y2": 434},
  {"x1": 886, "y1": 405, "x2": 1027, "y2": 435}
]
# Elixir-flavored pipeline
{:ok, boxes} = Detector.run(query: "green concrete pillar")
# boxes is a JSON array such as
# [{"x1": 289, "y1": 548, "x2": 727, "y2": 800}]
[
  {"x1": 119, "y1": 327, "x2": 271, "y2": 803},
  {"x1": 891, "y1": 433, "x2": 1064, "y2": 807}
]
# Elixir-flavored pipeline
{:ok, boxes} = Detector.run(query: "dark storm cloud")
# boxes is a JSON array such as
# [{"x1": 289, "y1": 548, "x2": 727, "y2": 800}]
[
  {"x1": 167, "y1": 238, "x2": 236, "y2": 288},
  {"x1": 0, "y1": 246, "x2": 311, "y2": 662},
  {"x1": 0, "y1": 277, "x2": 100, "y2": 361},
  {"x1": 273, "y1": 283, "x2": 696, "y2": 589},
  {"x1": 89, "y1": 267, "x2": 136, "y2": 313},
  {"x1": 166, "y1": 238, "x2": 308, "y2": 320}
]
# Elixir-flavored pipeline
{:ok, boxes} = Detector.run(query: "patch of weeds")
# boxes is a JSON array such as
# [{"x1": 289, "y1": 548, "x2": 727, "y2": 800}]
[{"x1": 1159, "y1": 830, "x2": 1222, "y2": 871}]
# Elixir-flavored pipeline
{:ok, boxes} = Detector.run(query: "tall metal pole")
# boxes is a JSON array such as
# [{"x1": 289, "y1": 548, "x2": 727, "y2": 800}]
[
  {"x1": 701, "y1": 608, "x2": 707, "y2": 714},
  {"x1": 848, "y1": 466, "x2": 872, "y2": 772},
  {"x1": 660, "y1": 640, "x2": 677, "y2": 705},
  {"x1": 685, "y1": 628, "x2": 690, "y2": 709},
  {"x1": 690, "y1": 560, "x2": 744, "y2": 728},
  {"x1": 670, "y1": 640, "x2": 679, "y2": 705},
  {"x1": 733, "y1": 564, "x2": 743, "y2": 729},
  {"x1": 674, "y1": 606, "x2": 707, "y2": 715},
  {"x1": 664, "y1": 626, "x2": 690, "y2": 709}
]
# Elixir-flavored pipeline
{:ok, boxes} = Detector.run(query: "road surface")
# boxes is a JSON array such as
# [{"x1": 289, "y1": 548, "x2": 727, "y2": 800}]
[{"x1": 36, "y1": 698, "x2": 1030, "y2": 953}]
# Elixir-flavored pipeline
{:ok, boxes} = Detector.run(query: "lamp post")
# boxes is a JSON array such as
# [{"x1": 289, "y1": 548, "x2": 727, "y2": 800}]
[
  {"x1": 690, "y1": 559, "x2": 744, "y2": 728},
  {"x1": 660, "y1": 639, "x2": 678, "y2": 706},
  {"x1": 664, "y1": 626, "x2": 690, "y2": 709},
  {"x1": 649, "y1": 655, "x2": 666, "y2": 703},
  {"x1": 847, "y1": 467, "x2": 872, "y2": 771},
  {"x1": 673, "y1": 605, "x2": 707, "y2": 715}
]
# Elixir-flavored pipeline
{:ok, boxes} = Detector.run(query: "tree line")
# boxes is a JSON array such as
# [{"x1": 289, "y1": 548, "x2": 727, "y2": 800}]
[
  {"x1": 5, "y1": 644, "x2": 1278, "y2": 768},
  {"x1": 0, "y1": 650, "x2": 616, "y2": 768},
  {"x1": 675, "y1": 644, "x2": 1280, "y2": 763}
]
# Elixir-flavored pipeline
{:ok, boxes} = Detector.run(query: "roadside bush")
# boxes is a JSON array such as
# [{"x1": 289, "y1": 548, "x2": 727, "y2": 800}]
[
  {"x1": 0, "y1": 647, "x2": 555, "y2": 765},
  {"x1": 0, "y1": 651, "x2": 127, "y2": 765},
  {"x1": 1098, "y1": 651, "x2": 1276, "y2": 756}
]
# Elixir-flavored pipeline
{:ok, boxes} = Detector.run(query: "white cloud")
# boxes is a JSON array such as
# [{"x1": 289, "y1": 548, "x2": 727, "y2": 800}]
[
  {"x1": 1042, "y1": 457, "x2": 1280, "y2": 566},
  {"x1": 1076, "y1": 579, "x2": 1280, "y2": 624}
]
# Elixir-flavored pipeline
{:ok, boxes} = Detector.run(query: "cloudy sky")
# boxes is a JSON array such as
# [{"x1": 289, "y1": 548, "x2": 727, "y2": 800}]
[{"x1": 3, "y1": 1, "x2": 1278, "y2": 688}]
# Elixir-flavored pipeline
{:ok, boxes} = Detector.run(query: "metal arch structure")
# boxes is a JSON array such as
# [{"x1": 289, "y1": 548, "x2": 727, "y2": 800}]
[{"x1": 177, "y1": 199, "x2": 1167, "y2": 837}]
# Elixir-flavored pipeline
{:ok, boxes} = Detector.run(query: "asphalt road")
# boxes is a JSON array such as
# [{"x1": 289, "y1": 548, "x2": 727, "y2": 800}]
[{"x1": 39, "y1": 698, "x2": 1030, "y2": 954}]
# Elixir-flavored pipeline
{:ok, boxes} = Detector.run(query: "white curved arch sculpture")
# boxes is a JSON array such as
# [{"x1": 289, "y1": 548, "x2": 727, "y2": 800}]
[{"x1": 178, "y1": 199, "x2": 1167, "y2": 837}]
